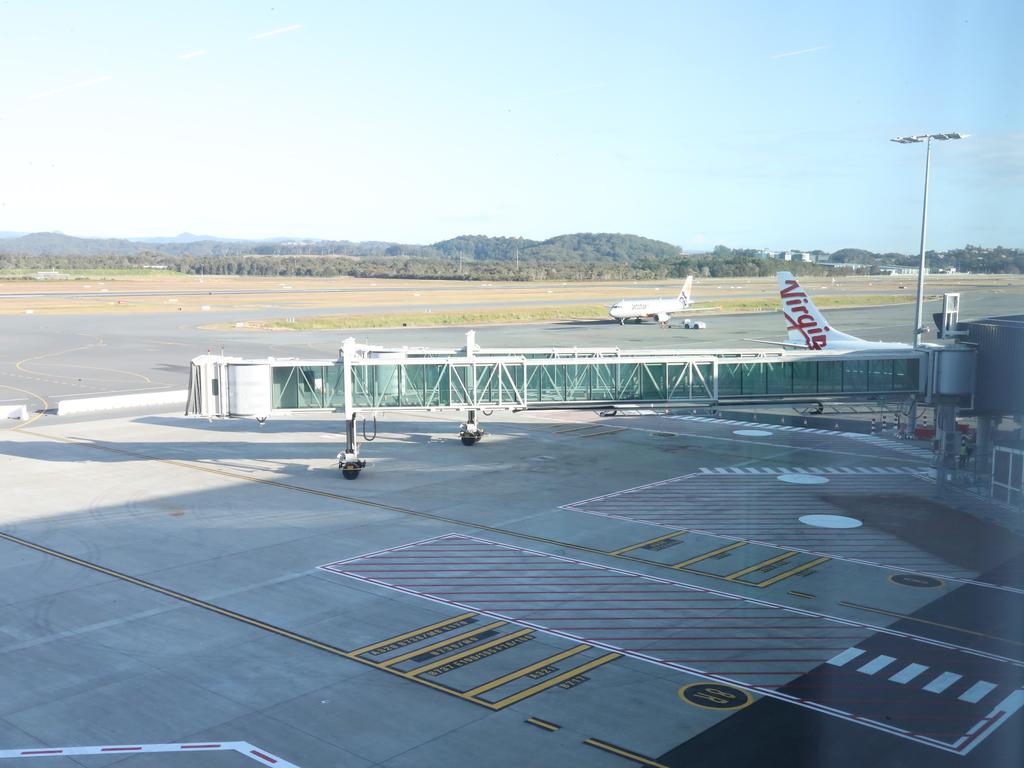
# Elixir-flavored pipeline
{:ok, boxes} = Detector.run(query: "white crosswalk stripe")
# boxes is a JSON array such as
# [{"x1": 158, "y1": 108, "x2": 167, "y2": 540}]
[
  {"x1": 890, "y1": 663, "x2": 929, "y2": 684},
  {"x1": 959, "y1": 681, "x2": 997, "y2": 703},
  {"x1": 829, "y1": 648, "x2": 1005, "y2": 707},
  {"x1": 828, "y1": 647, "x2": 866, "y2": 667},
  {"x1": 858, "y1": 655, "x2": 897, "y2": 675},
  {"x1": 924, "y1": 671, "x2": 963, "y2": 693}
]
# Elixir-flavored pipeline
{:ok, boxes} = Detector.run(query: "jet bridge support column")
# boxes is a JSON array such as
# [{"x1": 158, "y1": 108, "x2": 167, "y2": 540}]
[
  {"x1": 337, "y1": 337, "x2": 366, "y2": 479},
  {"x1": 459, "y1": 410, "x2": 485, "y2": 446},
  {"x1": 457, "y1": 330, "x2": 485, "y2": 446},
  {"x1": 338, "y1": 414, "x2": 365, "y2": 479}
]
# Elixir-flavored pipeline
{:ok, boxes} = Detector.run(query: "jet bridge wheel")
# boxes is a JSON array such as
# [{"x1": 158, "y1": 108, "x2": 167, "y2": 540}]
[
  {"x1": 341, "y1": 465, "x2": 362, "y2": 479},
  {"x1": 461, "y1": 434, "x2": 481, "y2": 446}
]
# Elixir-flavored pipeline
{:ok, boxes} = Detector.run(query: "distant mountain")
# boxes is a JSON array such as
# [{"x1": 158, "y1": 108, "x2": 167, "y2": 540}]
[
  {"x1": 0, "y1": 232, "x2": 292, "y2": 257},
  {"x1": 132, "y1": 232, "x2": 240, "y2": 244},
  {"x1": 0, "y1": 231, "x2": 687, "y2": 263},
  {"x1": 0, "y1": 231, "x2": 30, "y2": 239}
]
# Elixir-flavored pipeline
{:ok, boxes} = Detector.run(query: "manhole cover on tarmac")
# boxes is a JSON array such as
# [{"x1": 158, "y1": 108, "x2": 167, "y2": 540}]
[
  {"x1": 799, "y1": 514, "x2": 863, "y2": 529},
  {"x1": 679, "y1": 683, "x2": 753, "y2": 710},
  {"x1": 889, "y1": 573, "x2": 944, "y2": 588},
  {"x1": 778, "y1": 473, "x2": 829, "y2": 485},
  {"x1": 733, "y1": 429, "x2": 773, "y2": 436}
]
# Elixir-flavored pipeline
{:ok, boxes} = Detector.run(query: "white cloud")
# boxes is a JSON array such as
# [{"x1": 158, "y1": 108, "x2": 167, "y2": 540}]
[
  {"x1": 770, "y1": 45, "x2": 829, "y2": 59},
  {"x1": 73, "y1": 75, "x2": 113, "y2": 88},
  {"x1": 28, "y1": 75, "x2": 112, "y2": 100},
  {"x1": 179, "y1": 50, "x2": 208, "y2": 60},
  {"x1": 250, "y1": 23, "x2": 302, "y2": 40}
]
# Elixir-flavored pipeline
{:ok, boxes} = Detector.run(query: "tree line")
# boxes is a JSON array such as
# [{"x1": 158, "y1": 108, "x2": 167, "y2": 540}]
[{"x1": 1, "y1": 234, "x2": 1020, "y2": 280}]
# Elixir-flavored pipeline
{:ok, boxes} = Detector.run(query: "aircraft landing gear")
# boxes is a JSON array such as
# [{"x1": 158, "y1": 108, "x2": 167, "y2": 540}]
[{"x1": 459, "y1": 410, "x2": 485, "y2": 446}]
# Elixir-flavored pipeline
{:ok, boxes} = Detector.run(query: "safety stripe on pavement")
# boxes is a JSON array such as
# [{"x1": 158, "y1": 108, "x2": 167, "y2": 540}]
[{"x1": 0, "y1": 742, "x2": 299, "y2": 765}]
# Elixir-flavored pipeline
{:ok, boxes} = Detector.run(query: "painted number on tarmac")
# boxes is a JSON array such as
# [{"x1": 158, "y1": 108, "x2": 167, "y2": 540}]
[
  {"x1": 889, "y1": 573, "x2": 944, "y2": 588},
  {"x1": 679, "y1": 683, "x2": 752, "y2": 711}
]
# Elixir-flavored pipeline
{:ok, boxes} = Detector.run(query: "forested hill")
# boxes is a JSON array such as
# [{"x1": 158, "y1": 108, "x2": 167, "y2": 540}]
[
  {"x1": 0, "y1": 231, "x2": 683, "y2": 263},
  {"x1": 1, "y1": 232, "x2": 1020, "y2": 279},
  {"x1": 432, "y1": 233, "x2": 681, "y2": 263}
]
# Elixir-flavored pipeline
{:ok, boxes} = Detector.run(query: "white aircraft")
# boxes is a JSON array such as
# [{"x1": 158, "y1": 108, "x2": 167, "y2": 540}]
[
  {"x1": 608, "y1": 276, "x2": 713, "y2": 326},
  {"x1": 750, "y1": 272, "x2": 912, "y2": 351}
]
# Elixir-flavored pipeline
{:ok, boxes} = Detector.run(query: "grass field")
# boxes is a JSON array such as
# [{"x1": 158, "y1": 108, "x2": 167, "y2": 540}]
[
  {"x1": 224, "y1": 294, "x2": 933, "y2": 331},
  {"x1": 0, "y1": 268, "x2": 194, "y2": 280},
  {"x1": 2, "y1": 270, "x2": 1021, "y2": 318}
]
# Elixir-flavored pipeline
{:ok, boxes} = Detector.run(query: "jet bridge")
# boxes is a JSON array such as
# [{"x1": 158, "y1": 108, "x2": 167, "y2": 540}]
[{"x1": 186, "y1": 331, "x2": 948, "y2": 479}]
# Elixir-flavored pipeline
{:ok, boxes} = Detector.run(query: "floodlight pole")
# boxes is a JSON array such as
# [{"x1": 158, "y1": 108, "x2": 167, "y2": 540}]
[
  {"x1": 892, "y1": 131, "x2": 967, "y2": 346},
  {"x1": 913, "y1": 137, "x2": 932, "y2": 348}
]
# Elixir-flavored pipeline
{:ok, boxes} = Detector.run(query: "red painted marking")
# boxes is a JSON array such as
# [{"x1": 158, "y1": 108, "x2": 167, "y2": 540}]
[
  {"x1": 181, "y1": 743, "x2": 222, "y2": 749},
  {"x1": 956, "y1": 714, "x2": 1000, "y2": 750},
  {"x1": 703, "y1": 669, "x2": 808, "y2": 674},
  {"x1": 250, "y1": 748, "x2": 278, "y2": 763},
  {"x1": 375, "y1": 578, "x2": 656, "y2": 584},
  {"x1": 339, "y1": 567, "x2": 595, "y2": 572},
  {"x1": 574, "y1": 635, "x2": 865, "y2": 641},
  {"x1": 338, "y1": 571, "x2": 637, "y2": 579},
  {"x1": 435, "y1": 597, "x2": 740, "y2": 604},
  {"x1": 484, "y1": 607, "x2": 788, "y2": 612},
  {"x1": 546, "y1": 624, "x2": 847, "y2": 629},
  {"x1": 620, "y1": 649, "x2": 847, "y2": 653},
  {"x1": 101, "y1": 746, "x2": 143, "y2": 752},
  {"x1": 423, "y1": 593, "x2": 729, "y2": 598},
  {"x1": 20, "y1": 750, "x2": 63, "y2": 755}
]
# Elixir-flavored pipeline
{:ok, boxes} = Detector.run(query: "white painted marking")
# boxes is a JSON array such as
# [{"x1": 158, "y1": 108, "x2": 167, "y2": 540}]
[
  {"x1": 889, "y1": 663, "x2": 929, "y2": 684},
  {"x1": 958, "y1": 681, "x2": 997, "y2": 704},
  {"x1": 0, "y1": 742, "x2": 299, "y2": 765},
  {"x1": 923, "y1": 671, "x2": 963, "y2": 693},
  {"x1": 857, "y1": 655, "x2": 897, "y2": 675},
  {"x1": 799, "y1": 515, "x2": 862, "y2": 529},
  {"x1": 959, "y1": 689, "x2": 1024, "y2": 754},
  {"x1": 779, "y1": 473, "x2": 829, "y2": 485},
  {"x1": 733, "y1": 429, "x2": 773, "y2": 437},
  {"x1": 827, "y1": 647, "x2": 865, "y2": 667}
]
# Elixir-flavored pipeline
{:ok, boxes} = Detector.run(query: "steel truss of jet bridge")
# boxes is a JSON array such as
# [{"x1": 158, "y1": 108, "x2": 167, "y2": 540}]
[{"x1": 185, "y1": 331, "x2": 967, "y2": 479}]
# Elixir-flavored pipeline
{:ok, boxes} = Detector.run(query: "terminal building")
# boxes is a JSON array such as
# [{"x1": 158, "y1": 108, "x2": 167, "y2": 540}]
[{"x1": 959, "y1": 314, "x2": 1024, "y2": 511}]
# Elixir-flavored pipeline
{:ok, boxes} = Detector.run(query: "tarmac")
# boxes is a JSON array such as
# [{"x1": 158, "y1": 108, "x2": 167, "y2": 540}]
[{"x1": 1, "y1": 288, "x2": 1022, "y2": 767}]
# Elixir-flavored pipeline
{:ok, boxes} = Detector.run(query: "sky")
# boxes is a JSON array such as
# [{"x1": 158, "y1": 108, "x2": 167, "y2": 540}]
[{"x1": 1, "y1": 0, "x2": 1021, "y2": 252}]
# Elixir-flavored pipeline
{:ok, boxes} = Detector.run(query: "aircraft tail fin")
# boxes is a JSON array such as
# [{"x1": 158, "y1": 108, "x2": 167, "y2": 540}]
[
  {"x1": 678, "y1": 275, "x2": 694, "y2": 305},
  {"x1": 777, "y1": 272, "x2": 861, "y2": 350}
]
